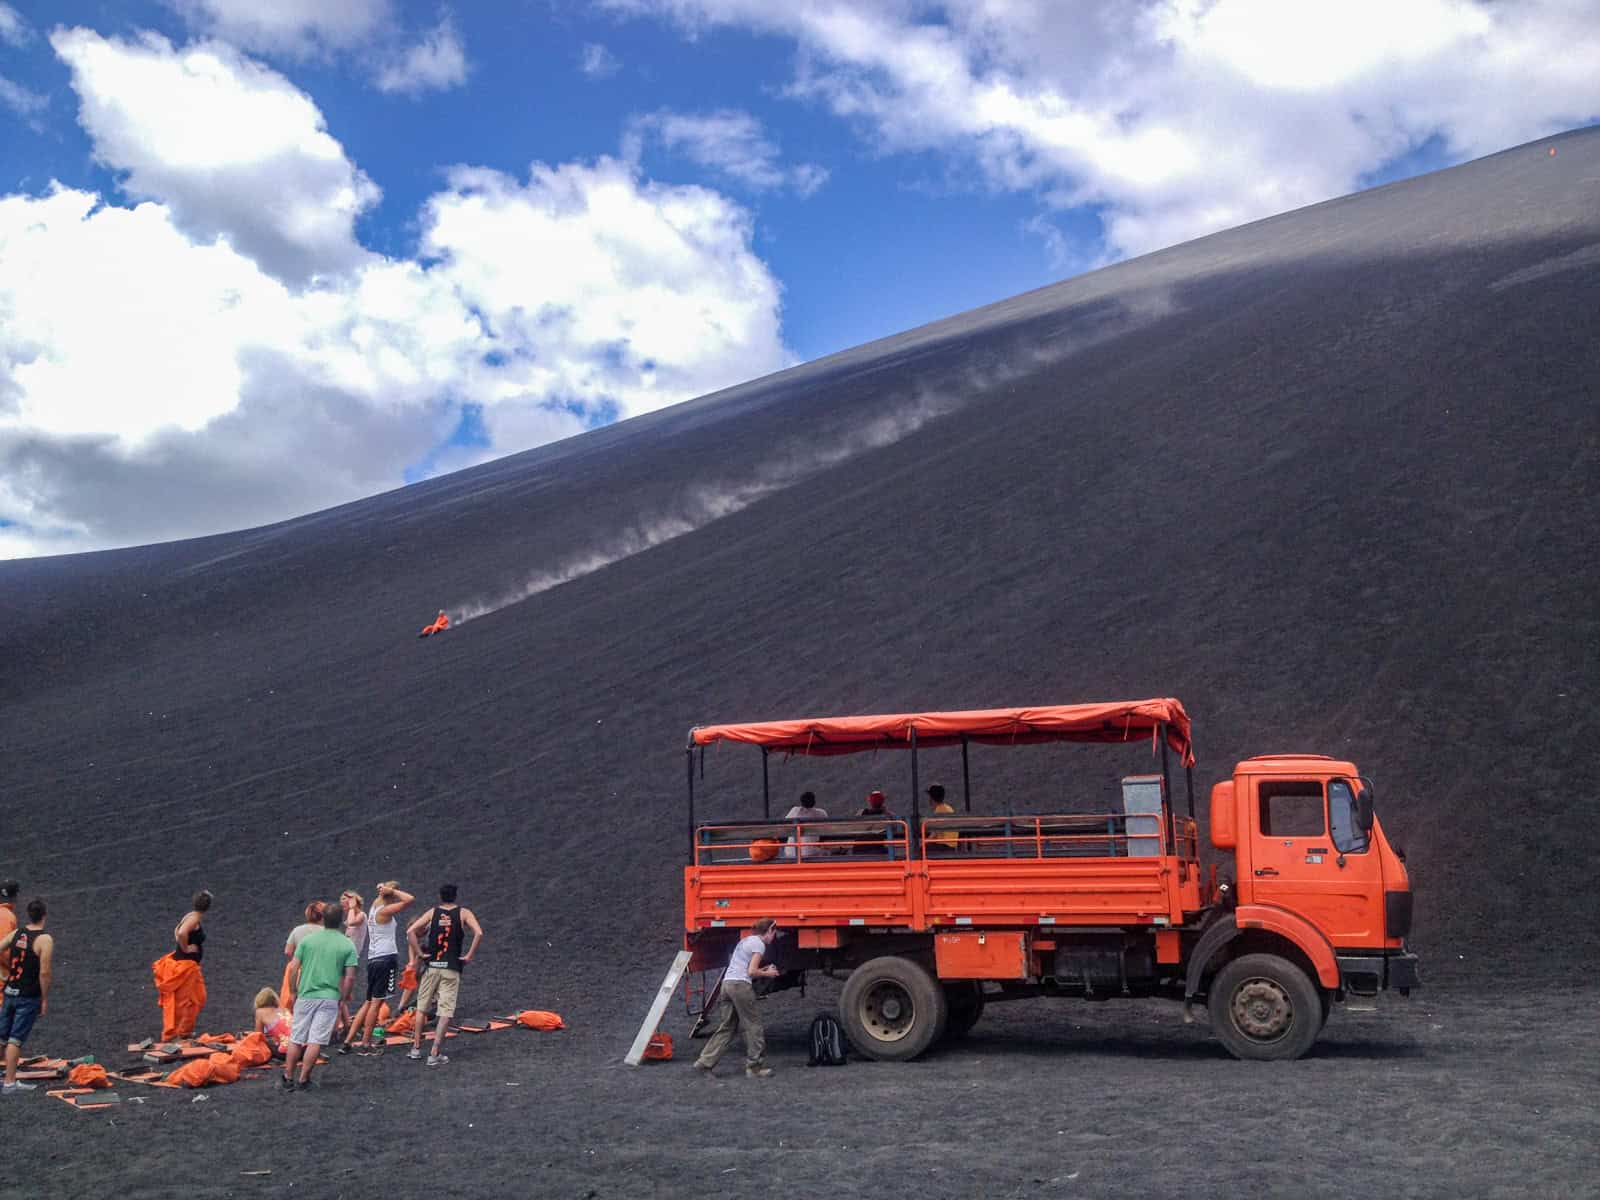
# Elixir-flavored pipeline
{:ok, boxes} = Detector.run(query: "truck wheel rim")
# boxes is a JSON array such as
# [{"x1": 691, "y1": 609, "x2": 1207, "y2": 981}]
[
  {"x1": 1231, "y1": 978, "x2": 1293, "y2": 1041},
  {"x1": 861, "y1": 980, "x2": 915, "y2": 1042}
]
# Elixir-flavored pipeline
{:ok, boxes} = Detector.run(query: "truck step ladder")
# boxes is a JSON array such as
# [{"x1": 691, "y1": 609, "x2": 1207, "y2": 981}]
[
  {"x1": 625, "y1": 950, "x2": 693, "y2": 1067},
  {"x1": 686, "y1": 969, "x2": 726, "y2": 1038}
]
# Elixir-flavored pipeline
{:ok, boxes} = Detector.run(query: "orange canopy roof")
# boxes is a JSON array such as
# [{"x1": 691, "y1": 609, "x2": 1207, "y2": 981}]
[{"x1": 690, "y1": 698, "x2": 1194, "y2": 766}]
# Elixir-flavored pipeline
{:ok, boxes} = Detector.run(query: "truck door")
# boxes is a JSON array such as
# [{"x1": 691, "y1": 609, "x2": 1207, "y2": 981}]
[{"x1": 1247, "y1": 777, "x2": 1384, "y2": 946}]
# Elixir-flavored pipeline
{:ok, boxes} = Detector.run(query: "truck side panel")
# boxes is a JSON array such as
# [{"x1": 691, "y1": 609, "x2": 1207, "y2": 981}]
[
  {"x1": 684, "y1": 862, "x2": 918, "y2": 930},
  {"x1": 924, "y1": 857, "x2": 1184, "y2": 926}
]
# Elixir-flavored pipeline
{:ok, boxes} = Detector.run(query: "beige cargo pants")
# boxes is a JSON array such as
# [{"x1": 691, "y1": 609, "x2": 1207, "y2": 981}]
[{"x1": 694, "y1": 980, "x2": 765, "y2": 1070}]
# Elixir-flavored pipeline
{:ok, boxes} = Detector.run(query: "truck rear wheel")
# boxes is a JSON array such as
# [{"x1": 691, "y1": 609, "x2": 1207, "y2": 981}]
[
  {"x1": 1209, "y1": 953, "x2": 1322, "y2": 1061},
  {"x1": 840, "y1": 956, "x2": 948, "y2": 1061},
  {"x1": 942, "y1": 983, "x2": 985, "y2": 1040}
]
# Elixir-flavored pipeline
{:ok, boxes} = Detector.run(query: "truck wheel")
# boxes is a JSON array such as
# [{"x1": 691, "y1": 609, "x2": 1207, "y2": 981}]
[
  {"x1": 1209, "y1": 953, "x2": 1322, "y2": 1061},
  {"x1": 839, "y1": 956, "x2": 948, "y2": 1061},
  {"x1": 942, "y1": 983, "x2": 985, "y2": 1040}
]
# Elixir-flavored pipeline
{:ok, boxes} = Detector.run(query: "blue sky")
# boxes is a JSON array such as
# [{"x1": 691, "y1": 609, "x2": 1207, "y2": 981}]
[{"x1": 1, "y1": 0, "x2": 1596, "y2": 557}]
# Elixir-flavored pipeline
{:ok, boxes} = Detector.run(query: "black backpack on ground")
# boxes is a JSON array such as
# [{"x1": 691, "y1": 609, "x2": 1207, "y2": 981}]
[{"x1": 807, "y1": 1013, "x2": 848, "y2": 1066}]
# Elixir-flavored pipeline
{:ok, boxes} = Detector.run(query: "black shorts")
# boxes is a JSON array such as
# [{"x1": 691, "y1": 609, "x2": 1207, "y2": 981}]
[{"x1": 366, "y1": 955, "x2": 399, "y2": 1002}]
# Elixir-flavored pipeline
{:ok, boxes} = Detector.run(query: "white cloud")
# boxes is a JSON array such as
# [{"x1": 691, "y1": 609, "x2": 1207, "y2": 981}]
[
  {"x1": 0, "y1": 3, "x2": 29, "y2": 46},
  {"x1": 375, "y1": 15, "x2": 470, "y2": 95},
  {"x1": 165, "y1": 0, "x2": 393, "y2": 57},
  {"x1": 421, "y1": 157, "x2": 791, "y2": 441},
  {"x1": 51, "y1": 28, "x2": 379, "y2": 285},
  {"x1": 580, "y1": 42, "x2": 621, "y2": 78},
  {"x1": 607, "y1": 0, "x2": 1600, "y2": 258},
  {"x1": 0, "y1": 36, "x2": 792, "y2": 559},
  {"x1": 625, "y1": 108, "x2": 829, "y2": 195},
  {"x1": 0, "y1": 74, "x2": 45, "y2": 117}
]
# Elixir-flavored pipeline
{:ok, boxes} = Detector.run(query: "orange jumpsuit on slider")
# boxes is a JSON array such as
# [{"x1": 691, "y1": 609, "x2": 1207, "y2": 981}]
[{"x1": 419, "y1": 611, "x2": 449, "y2": 637}]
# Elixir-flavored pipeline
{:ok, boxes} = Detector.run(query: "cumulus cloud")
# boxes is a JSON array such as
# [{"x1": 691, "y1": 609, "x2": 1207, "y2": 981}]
[
  {"x1": 165, "y1": 0, "x2": 392, "y2": 57},
  {"x1": 420, "y1": 156, "x2": 791, "y2": 445},
  {"x1": 51, "y1": 28, "x2": 380, "y2": 284},
  {"x1": 580, "y1": 42, "x2": 621, "y2": 79},
  {"x1": 625, "y1": 108, "x2": 828, "y2": 195},
  {"x1": 605, "y1": 0, "x2": 1600, "y2": 258},
  {"x1": 375, "y1": 15, "x2": 469, "y2": 95},
  {"x1": 0, "y1": 34, "x2": 792, "y2": 559}
]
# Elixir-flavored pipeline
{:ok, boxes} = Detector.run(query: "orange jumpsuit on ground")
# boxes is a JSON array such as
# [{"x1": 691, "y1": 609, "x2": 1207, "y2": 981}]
[
  {"x1": 419, "y1": 612, "x2": 449, "y2": 637},
  {"x1": 152, "y1": 954, "x2": 207, "y2": 1041}
]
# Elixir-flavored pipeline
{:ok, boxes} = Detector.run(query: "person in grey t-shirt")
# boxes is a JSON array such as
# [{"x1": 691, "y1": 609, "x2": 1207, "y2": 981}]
[{"x1": 694, "y1": 918, "x2": 780, "y2": 1078}]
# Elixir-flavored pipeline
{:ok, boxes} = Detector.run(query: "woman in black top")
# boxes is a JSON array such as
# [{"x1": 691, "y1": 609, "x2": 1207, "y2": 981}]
[{"x1": 153, "y1": 890, "x2": 211, "y2": 1039}]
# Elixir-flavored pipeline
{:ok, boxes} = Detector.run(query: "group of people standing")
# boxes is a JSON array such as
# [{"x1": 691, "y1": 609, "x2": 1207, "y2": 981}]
[{"x1": 148, "y1": 881, "x2": 486, "y2": 1091}]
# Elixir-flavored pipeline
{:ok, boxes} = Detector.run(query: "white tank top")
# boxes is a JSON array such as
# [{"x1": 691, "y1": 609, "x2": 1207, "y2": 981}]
[{"x1": 367, "y1": 908, "x2": 399, "y2": 959}]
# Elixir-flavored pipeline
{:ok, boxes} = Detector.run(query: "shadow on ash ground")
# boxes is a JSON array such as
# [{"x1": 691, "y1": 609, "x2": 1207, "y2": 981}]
[{"x1": 18, "y1": 981, "x2": 1597, "y2": 1200}]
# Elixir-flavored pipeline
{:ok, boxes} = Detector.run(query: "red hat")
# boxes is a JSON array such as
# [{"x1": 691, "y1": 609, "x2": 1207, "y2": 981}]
[{"x1": 866, "y1": 790, "x2": 885, "y2": 806}]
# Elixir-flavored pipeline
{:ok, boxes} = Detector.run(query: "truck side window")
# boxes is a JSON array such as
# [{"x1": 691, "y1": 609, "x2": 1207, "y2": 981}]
[
  {"x1": 1258, "y1": 781, "x2": 1325, "y2": 837},
  {"x1": 1328, "y1": 780, "x2": 1369, "y2": 853}
]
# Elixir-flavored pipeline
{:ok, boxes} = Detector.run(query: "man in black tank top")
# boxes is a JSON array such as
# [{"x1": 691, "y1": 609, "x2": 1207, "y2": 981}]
[
  {"x1": 1, "y1": 900, "x2": 53, "y2": 1095},
  {"x1": 404, "y1": 884, "x2": 484, "y2": 1066}
]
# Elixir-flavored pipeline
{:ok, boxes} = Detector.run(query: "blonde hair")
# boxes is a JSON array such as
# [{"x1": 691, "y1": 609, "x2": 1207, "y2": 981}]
[
  {"x1": 341, "y1": 890, "x2": 364, "y2": 911},
  {"x1": 253, "y1": 988, "x2": 280, "y2": 1009}
]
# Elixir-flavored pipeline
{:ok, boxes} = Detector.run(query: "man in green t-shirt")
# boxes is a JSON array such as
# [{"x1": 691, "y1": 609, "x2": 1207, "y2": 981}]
[{"x1": 281, "y1": 902, "x2": 358, "y2": 1091}]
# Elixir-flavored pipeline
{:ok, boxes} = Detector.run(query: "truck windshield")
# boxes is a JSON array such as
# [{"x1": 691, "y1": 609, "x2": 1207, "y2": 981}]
[{"x1": 1328, "y1": 779, "x2": 1369, "y2": 854}]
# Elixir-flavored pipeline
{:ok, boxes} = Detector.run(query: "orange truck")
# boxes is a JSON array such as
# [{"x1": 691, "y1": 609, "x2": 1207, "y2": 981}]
[{"x1": 681, "y1": 698, "x2": 1417, "y2": 1061}]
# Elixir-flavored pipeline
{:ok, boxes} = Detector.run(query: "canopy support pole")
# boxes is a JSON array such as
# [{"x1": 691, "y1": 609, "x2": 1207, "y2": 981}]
[
  {"x1": 761, "y1": 748, "x2": 770, "y2": 819},
  {"x1": 686, "y1": 746, "x2": 696, "y2": 862},
  {"x1": 909, "y1": 725, "x2": 920, "y2": 861},
  {"x1": 1186, "y1": 764, "x2": 1195, "y2": 819},
  {"x1": 1160, "y1": 725, "x2": 1174, "y2": 853},
  {"x1": 961, "y1": 735, "x2": 972, "y2": 812}
]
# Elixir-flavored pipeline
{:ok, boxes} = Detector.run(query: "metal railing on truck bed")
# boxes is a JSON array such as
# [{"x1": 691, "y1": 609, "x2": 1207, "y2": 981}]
[{"x1": 684, "y1": 814, "x2": 1203, "y2": 931}]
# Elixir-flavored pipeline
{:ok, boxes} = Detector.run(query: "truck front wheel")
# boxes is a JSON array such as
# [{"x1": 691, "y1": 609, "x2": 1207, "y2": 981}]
[
  {"x1": 1209, "y1": 953, "x2": 1322, "y2": 1061},
  {"x1": 840, "y1": 956, "x2": 948, "y2": 1061}
]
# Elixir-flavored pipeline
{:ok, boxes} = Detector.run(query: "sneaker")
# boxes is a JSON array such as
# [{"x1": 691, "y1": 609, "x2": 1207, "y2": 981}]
[
  {"x1": 426, "y1": 1054, "x2": 449, "y2": 1068},
  {"x1": 295, "y1": 1076, "x2": 315, "y2": 1091},
  {"x1": 407, "y1": 1047, "x2": 423, "y2": 1061},
  {"x1": 279, "y1": 1074, "x2": 295, "y2": 1092},
  {"x1": 2, "y1": 1081, "x2": 37, "y2": 1094},
  {"x1": 337, "y1": 1043, "x2": 352, "y2": 1056},
  {"x1": 744, "y1": 1065, "x2": 773, "y2": 1078}
]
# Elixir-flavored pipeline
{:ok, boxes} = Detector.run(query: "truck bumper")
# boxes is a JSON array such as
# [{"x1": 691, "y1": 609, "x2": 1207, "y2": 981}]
[{"x1": 1337, "y1": 951, "x2": 1421, "y2": 996}]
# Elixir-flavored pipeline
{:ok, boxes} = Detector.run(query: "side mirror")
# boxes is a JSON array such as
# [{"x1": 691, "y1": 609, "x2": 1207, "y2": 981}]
[{"x1": 1355, "y1": 786, "x2": 1374, "y2": 832}]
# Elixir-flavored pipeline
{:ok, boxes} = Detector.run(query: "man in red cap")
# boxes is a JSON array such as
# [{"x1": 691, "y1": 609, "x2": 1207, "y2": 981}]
[{"x1": 855, "y1": 791, "x2": 897, "y2": 857}]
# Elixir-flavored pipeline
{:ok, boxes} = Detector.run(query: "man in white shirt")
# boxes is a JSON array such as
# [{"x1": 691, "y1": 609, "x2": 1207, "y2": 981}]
[
  {"x1": 693, "y1": 918, "x2": 780, "y2": 1078},
  {"x1": 781, "y1": 792, "x2": 828, "y2": 860}
]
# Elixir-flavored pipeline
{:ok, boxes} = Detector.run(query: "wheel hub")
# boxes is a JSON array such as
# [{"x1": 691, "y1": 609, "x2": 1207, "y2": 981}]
[
  {"x1": 1231, "y1": 978, "x2": 1293, "y2": 1041},
  {"x1": 861, "y1": 980, "x2": 915, "y2": 1041}
]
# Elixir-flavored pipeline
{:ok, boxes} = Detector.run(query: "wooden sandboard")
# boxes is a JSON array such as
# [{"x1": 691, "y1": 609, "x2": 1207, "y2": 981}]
[{"x1": 48, "y1": 1088, "x2": 123, "y2": 1111}]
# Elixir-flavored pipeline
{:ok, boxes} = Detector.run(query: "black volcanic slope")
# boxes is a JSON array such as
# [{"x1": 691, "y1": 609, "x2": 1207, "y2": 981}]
[{"x1": 2, "y1": 130, "x2": 1597, "y2": 1195}]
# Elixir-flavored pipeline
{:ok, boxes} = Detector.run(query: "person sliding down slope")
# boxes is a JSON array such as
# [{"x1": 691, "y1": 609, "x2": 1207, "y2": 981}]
[{"x1": 419, "y1": 611, "x2": 450, "y2": 638}]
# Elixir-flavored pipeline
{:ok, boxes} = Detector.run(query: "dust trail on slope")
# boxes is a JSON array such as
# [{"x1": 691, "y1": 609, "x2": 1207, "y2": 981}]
[
  {"x1": 449, "y1": 390, "x2": 955, "y2": 624},
  {"x1": 449, "y1": 285, "x2": 1183, "y2": 625}
]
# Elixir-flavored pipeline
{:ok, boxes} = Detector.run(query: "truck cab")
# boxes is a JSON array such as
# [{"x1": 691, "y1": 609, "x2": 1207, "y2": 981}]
[{"x1": 1210, "y1": 756, "x2": 1418, "y2": 998}]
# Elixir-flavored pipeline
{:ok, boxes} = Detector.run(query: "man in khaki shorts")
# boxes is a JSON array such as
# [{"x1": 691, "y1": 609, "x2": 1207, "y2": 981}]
[{"x1": 405, "y1": 884, "x2": 483, "y2": 1067}]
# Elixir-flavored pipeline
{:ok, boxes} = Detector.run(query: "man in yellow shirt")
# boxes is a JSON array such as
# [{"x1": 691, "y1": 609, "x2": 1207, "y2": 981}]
[{"x1": 926, "y1": 784, "x2": 959, "y2": 854}]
